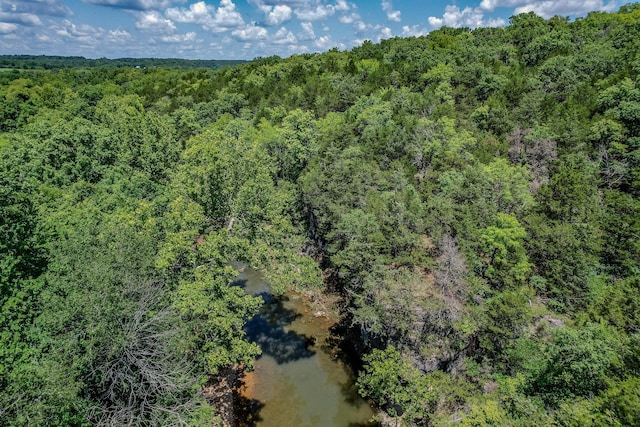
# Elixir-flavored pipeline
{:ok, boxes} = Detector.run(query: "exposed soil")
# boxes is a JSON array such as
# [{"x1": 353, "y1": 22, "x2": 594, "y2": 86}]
[{"x1": 203, "y1": 367, "x2": 240, "y2": 427}]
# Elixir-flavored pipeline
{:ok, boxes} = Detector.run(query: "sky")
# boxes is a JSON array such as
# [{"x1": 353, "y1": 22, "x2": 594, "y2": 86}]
[{"x1": 0, "y1": 0, "x2": 622, "y2": 60}]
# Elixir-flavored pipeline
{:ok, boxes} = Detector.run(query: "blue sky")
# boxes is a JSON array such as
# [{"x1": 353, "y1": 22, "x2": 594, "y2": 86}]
[{"x1": 0, "y1": 0, "x2": 621, "y2": 59}]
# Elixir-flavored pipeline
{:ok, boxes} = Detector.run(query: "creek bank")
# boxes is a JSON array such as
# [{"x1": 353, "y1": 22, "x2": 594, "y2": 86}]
[{"x1": 204, "y1": 367, "x2": 240, "y2": 427}]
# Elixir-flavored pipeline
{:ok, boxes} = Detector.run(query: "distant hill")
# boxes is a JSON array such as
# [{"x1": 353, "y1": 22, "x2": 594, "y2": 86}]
[{"x1": 0, "y1": 55, "x2": 246, "y2": 70}]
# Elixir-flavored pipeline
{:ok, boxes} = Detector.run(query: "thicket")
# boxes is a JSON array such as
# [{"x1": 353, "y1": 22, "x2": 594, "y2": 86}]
[{"x1": 2, "y1": 4, "x2": 640, "y2": 426}]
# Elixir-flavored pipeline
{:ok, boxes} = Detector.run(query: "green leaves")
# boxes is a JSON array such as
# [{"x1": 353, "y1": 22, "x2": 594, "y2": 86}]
[
  {"x1": 531, "y1": 324, "x2": 622, "y2": 404},
  {"x1": 358, "y1": 346, "x2": 437, "y2": 423},
  {"x1": 0, "y1": 178, "x2": 45, "y2": 297},
  {"x1": 477, "y1": 213, "x2": 531, "y2": 289},
  {"x1": 175, "y1": 267, "x2": 261, "y2": 373}
]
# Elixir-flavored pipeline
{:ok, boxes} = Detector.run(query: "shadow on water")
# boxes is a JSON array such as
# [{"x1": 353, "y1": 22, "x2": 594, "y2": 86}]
[
  {"x1": 327, "y1": 317, "x2": 381, "y2": 424},
  {"x1": 234, "y1": 398, "x2": 264, "y2": 427},
  {"x1": 234, "y1": 376, "x2": 265, "y2": 427},
  {"x1": 340, "y1": 378, "x2": 365, "y2": 407},
  {"x1": 326, "y1": 313, "x2": 370, "y2": 373},
  {"x1": 231, "y1": 277, "x2": 250, "y2": 289},
  {"x1": 244, "y1": 292, "x2": 316, "y2": 365}
]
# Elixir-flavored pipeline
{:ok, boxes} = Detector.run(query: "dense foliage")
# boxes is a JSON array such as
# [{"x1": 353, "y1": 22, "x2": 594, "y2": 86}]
[
  {"x1": 0, "y1": 55, "x2": 246, "y2": 70},
  {"x1": 2, "y1": 4, "x2": 640, "y2": 426}
]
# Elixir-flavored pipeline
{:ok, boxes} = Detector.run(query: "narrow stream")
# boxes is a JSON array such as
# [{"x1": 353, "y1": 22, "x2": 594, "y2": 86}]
[{"x1": 233, "y1": 266, "x2": 377, "y2": 427}]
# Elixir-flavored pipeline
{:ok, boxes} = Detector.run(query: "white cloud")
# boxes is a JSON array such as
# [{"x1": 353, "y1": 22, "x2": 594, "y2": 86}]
[
  {"x1": 428, "y1": 5, "x2": 505, "y2": 29},
  {"x1": 265, "y1": 5, "x2": 292, "y2": 26},
  {"x1": 210, "y1": 0, "x2": 245, "y2": 30},
  {"x1": 381, "y1": 1, "x2": 401, "y2": 22},
  {"x1": 479, "y1": 0, "x2": 527, "y2": 10},
  {"x1": 135, "y1": 10, "x2": 176, "y2": 33},
  {"x1": 402, "y1": 24, "x2": 428, "y2": 37},
  {"x1": 83, "y1": 0, "x2": 173, "y2": 11},
  {"x1": 313, "y1": 34, "x2": 332, "y2": 49},
  {"x1": 487, "y1": 17, "x2": 507, "y2": 26},
  {"x1": 295, "y1": 4, "x2": 335, "y2": 21},
  {"x1": 231, "y1": 23, "x2": 267, "y2": 41},
  {"x1": 335, "y1": 0, "x2": 352, "y2": 12},
  {"x1": 442, "y1": 6, "x2": 482, "y2": 27},
  {"x1": 247, "y1": 0, "x2": 306, "y2": 7},
  {"x1": 161, "y1": 31, "x2": 196, "y2": 43},
  {"x1": 271, "y1": 26, "x2": 296, "y2": 44},
  {"x1": 351, "y1": 38, "x2": 367, "y2": 47},
  {"x1": 2, "y1": 0, "x2": 72, "y2": 17},
  {"x1": 0, "y1": 11, "x2": 42, "y2": 26},
  {"x1": 54, "y1": 19, "x2": 105, "y2": 44},
  {"x1": 24, "y1": 19, "x2": 138, "y2": 57},
  {"x1": 430, "y1": 1, "x2": 613, "y2": 31},
  {"x1": 166, "y1": 0, "x2": 245, "y2": 33},
  {"x1": 514, "y1": 1, "x2": 617, "y2": 18},
  {"x1": 108, "y1": 28, "x2": 132, "y2": 43},
  {"x1": 165, "y1": 2, "x2": 213, "y2": 25},
  {"x1": 290, "y1": 44, "x2": 309, "y2": 53},
  {"x1": 379, "y1": 26, "x2": 392, "y2": 40},
  {"x1": 386, "y1": 9, "x2": 401, "y2": 22},
  {"x1": 428, "y1": 16, "x2": 443, "y2": 27},
  {"x1": 0, "y1": 22, "x2": 18, "y2": 33},
  {"x1": 1, "y1": 17, "x2": 205, "y2": 58},
  {"x1": 338, "y1": 12, "x2": 359, "y2": 24},
  {"x1": 298, "y1": 21, "x2": 315, "y2": 40},
  {"x1": 479, "y1": 0, "x2": 616, "y2": 17},
  {"x1": 352, "y1": 19, "x2": 367, "y2": 34}
]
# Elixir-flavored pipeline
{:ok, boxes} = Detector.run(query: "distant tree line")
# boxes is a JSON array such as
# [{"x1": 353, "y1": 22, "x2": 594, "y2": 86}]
[{"x1": 0, "y1": 55, "x2": 246, "y2": 70}]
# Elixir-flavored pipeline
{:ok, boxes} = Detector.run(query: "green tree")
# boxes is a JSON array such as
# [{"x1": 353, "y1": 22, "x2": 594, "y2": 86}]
[
  {"x1": 529, "y1": 324, "x2": 622, "y2": 405},
  {"x1": 358, "y1": 346, "x2": 436, "y2": 425},
  {"x1": 477, "y1": 213, "x2": 531, "y2": 288}
]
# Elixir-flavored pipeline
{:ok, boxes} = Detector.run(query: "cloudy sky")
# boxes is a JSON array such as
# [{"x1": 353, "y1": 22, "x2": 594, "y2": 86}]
[{"x1": 0, "y1": 0, "x2": 620, "y2": 59}]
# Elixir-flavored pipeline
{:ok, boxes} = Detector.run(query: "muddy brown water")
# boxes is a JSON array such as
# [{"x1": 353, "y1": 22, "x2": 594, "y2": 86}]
[{"x1": 233, "y1": 266, "x2": 378, "y2": 427}]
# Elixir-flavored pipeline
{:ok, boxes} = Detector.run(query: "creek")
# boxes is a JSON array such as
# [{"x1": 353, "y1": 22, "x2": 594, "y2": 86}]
[{"x1": 232, "y1": 266, "x2": 378, "y2": 427}]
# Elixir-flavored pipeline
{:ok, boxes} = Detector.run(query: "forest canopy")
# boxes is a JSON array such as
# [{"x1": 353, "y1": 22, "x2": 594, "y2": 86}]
[
  {"x1": 2, "y1": 3, "x2": 640, "y2": 426},
  {"x1": 0, "y1": 55, "x2": 246, "y2": 70}
]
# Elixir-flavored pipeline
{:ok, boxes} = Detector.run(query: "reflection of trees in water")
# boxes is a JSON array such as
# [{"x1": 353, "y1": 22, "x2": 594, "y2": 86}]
[
  {"x1": 234, "y1": 391, "x2": 264, "y2": 427},
  {"x1": 244, "y1": 293, "x2": 316, "y2": 364},
  {"x1": 231, "y1": 278, "x2": 249, "y2": 288},
  {"x1": 234, "y1": 271, "x2": 379, "y2": 426}
]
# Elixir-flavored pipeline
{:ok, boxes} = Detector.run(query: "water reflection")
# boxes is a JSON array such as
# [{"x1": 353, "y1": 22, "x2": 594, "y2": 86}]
[
  {"x1": 233, "y1": 267, "x2": 378, "y2": 427},
  {"x1": 245, "y1": 293, "x2": 316, "y2": 364},
  {"x1": 234, "y1": 381, "x2": 264, "y2": 427}
]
